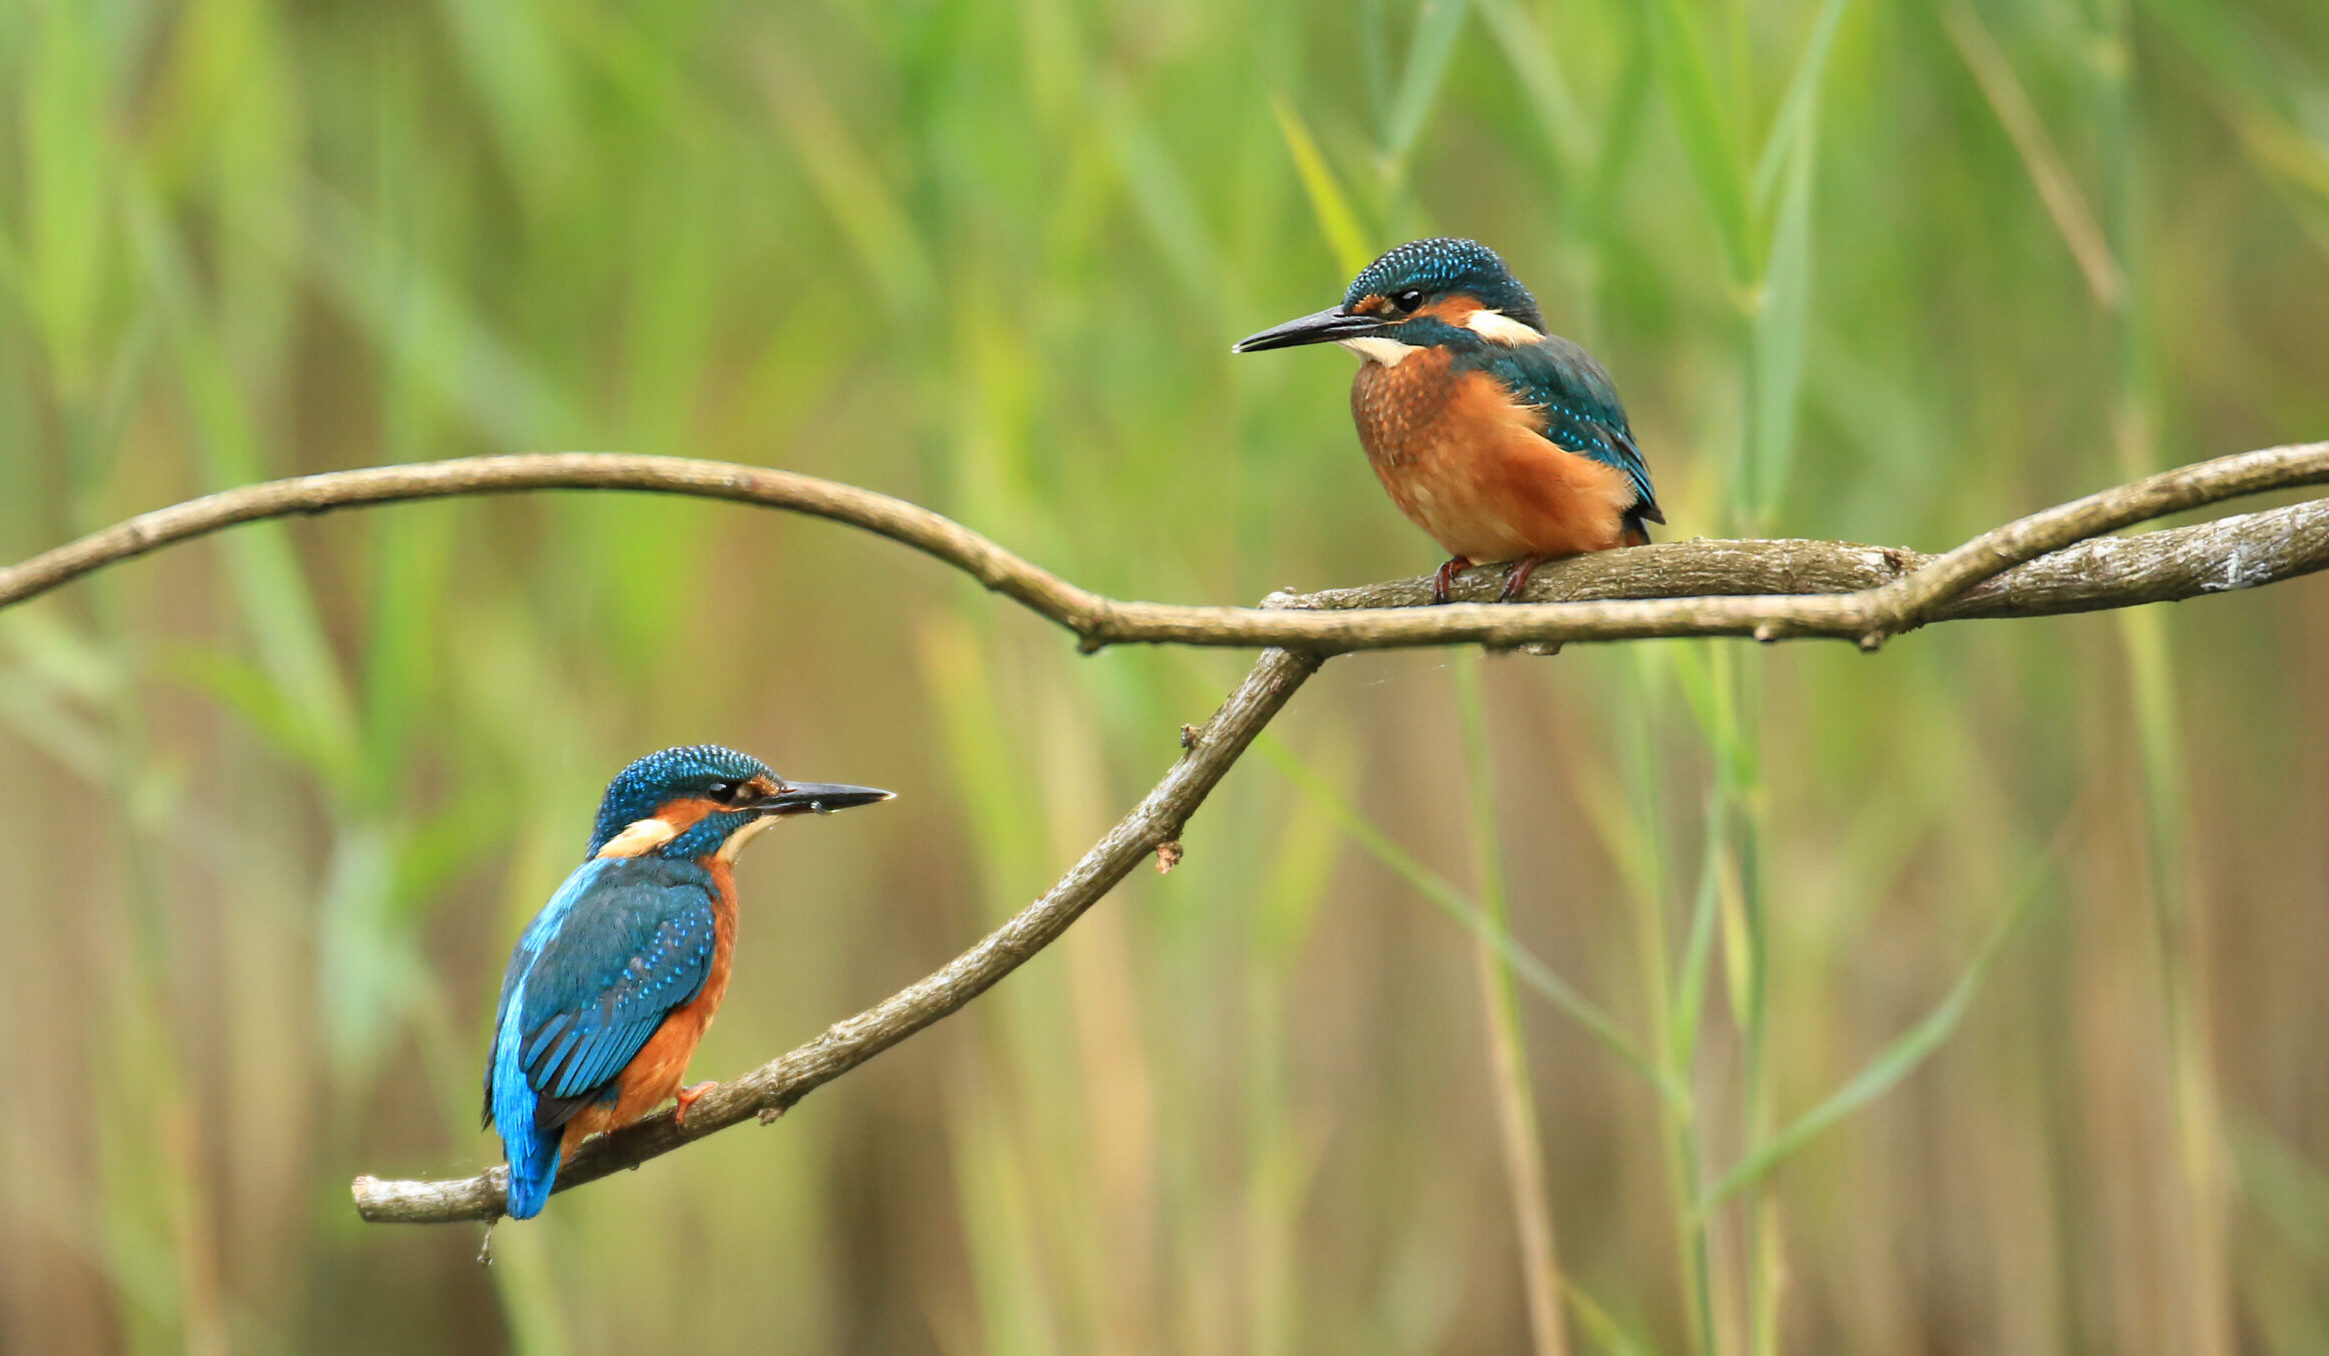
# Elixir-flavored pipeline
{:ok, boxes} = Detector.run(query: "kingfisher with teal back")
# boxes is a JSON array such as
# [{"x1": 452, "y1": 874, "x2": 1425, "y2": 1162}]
[
  {"x1": 483, "y1": 745, "x2": 892, "y2": 1219},
  {"x1": 1235, "y1": 238, "x2": 1662, "y2": 602}
]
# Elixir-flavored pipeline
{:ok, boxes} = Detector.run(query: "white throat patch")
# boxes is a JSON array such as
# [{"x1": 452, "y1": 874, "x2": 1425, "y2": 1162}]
[
  {"x1": 1463, "y1": 309, "x2": 1544, "y2": 345},
  {"x1": 1340, "y1": 336, "x2": 1418, "y2": 367},
  {"x1": 716, "y1": 813, "x2": 781, "y2": 864}
]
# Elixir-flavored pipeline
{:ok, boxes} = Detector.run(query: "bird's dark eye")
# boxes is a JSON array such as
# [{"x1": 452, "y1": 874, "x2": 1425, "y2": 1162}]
[
  {"x1": 1395, "y1": 290, "x2": 1424, "y2": 313},
  {"x1": 705, "y1": 780, "x2": 738, "y2": 803}
]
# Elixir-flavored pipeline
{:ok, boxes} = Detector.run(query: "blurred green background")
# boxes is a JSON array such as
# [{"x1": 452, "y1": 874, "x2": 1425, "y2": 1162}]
[{"x1": 5, "y1": 0, "x2": 2329, "y2": 1351}]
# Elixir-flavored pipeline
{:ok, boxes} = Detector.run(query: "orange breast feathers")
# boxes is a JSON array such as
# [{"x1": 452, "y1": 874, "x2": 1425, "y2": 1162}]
[
  {"x1": 1352, "y1": 358, "x2": 1636, "y2": 564},
  {"x1": 557, "y1": 862, "x2": 740, "y2": 1160}
]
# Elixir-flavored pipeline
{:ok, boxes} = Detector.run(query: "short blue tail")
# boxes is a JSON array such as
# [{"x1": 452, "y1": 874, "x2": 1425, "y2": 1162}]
[
  {"x1": 501, "y1": 1116, "x2": 559, "y2": 1219},
  {"x1": 492, "y1": 993, "x2": 559, "y2": 1219}
]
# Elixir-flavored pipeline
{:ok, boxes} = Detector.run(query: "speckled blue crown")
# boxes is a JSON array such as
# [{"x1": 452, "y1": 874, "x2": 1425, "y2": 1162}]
[
  {"x1": 1343, "y1": 237, "x2": 1544, "y2": 329},
  {"x1": 588, "y1": 745, "x2": 775, "y2": 855}
]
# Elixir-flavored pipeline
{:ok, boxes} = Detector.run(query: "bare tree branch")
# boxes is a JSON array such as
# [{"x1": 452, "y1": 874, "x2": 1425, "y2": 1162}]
[
  {"x1": 350, "y1": 649, "x2": 1320, "y2": 1223},
  {"x1": 5, "y1": 444, "x2": 2325, "y2": 656},
  {"x1": 0, "y1": 455, "x2": 1106, "y2": 636},
  {"x1": 1280, "y1": 496, "x2": 2329, "y2": 626},
  {"x1": 10, "y1": 442, "x2": 2318, "y2": 1224}
]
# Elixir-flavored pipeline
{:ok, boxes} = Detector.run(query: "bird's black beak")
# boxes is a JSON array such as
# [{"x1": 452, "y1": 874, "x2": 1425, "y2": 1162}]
[
  {"x1": 751, "y1": 782, "x2": 896, "y2": 817},
  {"x1": 1232, "y1": 305, "x2": 1392, "y2": 353}
]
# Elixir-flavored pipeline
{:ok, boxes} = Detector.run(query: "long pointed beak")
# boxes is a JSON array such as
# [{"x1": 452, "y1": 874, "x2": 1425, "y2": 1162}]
[
  {"x1": 1232, "y1": 305, "x2": 1391, "y2": 353},
  {"x1": 751, "y1": 781, "x2": 896, "y2": 817}
]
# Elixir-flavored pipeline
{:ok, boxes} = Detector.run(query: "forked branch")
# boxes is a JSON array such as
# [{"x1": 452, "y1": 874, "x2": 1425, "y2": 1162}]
[{"x1": 2, "y1": 443, "x2": 2318, "y2": 1223}]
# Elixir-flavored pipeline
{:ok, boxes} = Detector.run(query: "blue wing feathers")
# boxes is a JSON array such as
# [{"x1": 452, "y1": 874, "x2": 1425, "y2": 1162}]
[
  {"x1": 1480, "y1": 337, "x2": 1663, "y2": 527},
  {"x1": 483, "y1": 856, "x2": 720, "y2": 1218}
]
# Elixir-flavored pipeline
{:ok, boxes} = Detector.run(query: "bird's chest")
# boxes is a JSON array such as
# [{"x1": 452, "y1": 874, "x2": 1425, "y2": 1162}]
[
  {"x1": 1349, "y1": 348, "x2": 1465, "y2": 472},
  {"x1": 1347, "y1": 354, "x2": 1632, "y2": 561},
  {"x1": 1350, "y1": 357, "x2": 1535, "y2": 550}
]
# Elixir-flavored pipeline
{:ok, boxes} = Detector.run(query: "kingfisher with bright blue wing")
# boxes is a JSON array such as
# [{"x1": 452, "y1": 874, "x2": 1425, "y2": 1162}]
[
  {"x1": 1235, "y1": 238, "x2": 1662, "y2": 602},
  {"x1": 483, "y1": 745, "x2": 892, "y2": 1219}
]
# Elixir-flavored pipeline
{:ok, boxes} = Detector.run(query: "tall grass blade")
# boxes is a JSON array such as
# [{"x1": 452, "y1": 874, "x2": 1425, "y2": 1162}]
[
  {"x1": 1456, "y1": 653, "x2": 1570, "y2": 1356},
  {"x1": 1750, "y1": 0, "x2": 1853, "y2": 211},
  {"x1": 1696, "y1": 847, "x2": 2057, "y2": 1215},
  {"x1": 1474, "y1": 0, "x2": 1591, "y2": 174},
  {"x1": 1941, "y1": 1, "x2": 2125, "y2": 308},
  {"x1": 1645, "y1": 0, "x2": 1750, "y2": 281},
  {"x1": 1383, "y1": 0, "x2": 1473, "y2": 176},
  {"x1": 1271, "y1": 96, "x2": 1377, "y2": 275},
  {"x1": 1257, "y1": 732, "x2": 1675, "y2": 1099}
]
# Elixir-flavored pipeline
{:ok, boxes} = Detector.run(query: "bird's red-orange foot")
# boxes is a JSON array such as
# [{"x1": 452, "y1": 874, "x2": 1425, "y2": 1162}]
[
  {"x1": 1500, "y1": 556, "x2": 1550, "y2": 602},
  {"x1": 1433, "y1": 556, "x2": 1475, "y2": 604},
  {"x1": 674, "y1": 1081, "x2": 717, "y2": 1126}
]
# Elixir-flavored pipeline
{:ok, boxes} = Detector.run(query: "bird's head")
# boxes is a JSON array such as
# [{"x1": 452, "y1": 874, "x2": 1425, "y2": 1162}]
[
  {"x1": 1232, "y1": 237, "x2": 1547, "y2": 367},
  {"x1": 585, "y1": 744, "x2": 893, "y2": 864}
]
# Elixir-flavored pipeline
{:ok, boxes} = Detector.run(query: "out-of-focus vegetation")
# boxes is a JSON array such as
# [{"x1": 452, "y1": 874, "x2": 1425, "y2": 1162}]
[{"x1": 4, "y1": 0, "x2": 2328, "y2": 1351}]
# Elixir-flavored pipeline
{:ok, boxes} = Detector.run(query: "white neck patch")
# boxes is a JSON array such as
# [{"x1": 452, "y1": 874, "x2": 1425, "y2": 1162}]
[
  {"x1": 597, "y1": 816, "x2": 678, "y2": 859},
  {"x1": 1340, "y1": 336, "x2": 1418, "y2": 367},
  {"x1": 1463, "y1": 309, "x2": 1544, "y2": 345}
]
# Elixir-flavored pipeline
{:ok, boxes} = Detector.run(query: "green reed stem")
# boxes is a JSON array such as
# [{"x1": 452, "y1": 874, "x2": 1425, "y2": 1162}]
[{"x1": 1455, "y1": 652, "x2": 1571, "y2": 1356}]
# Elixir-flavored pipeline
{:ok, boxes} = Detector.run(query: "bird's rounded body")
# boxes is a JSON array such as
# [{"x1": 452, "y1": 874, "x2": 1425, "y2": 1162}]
[
  {"x1": 1352, "y1": 346, "x2": 1639, "y2": 564},
  {"x1": 1235, "y1": 238, "x2": 1660, "y2": 599},
  {"x1": 482, "y1": 746, "x2": 892, "y2": 1219},
  {"x1": 550, "y1": 856, "x2": 738, "y2": 1159}
]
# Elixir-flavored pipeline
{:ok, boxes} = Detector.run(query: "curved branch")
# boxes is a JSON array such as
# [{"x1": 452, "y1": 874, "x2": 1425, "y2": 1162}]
[
  {"x1": 0, "y1": 454, "x2": 1111, "y2": 635},
  {"x1": 24, "y1": 439, "x2": 2309, "y2": 1223},
  {"x1": 7, "y1": 445, "x2": 2327, "y2": 655},
  {"x1": 352, "y1": 648, "x2": 1320, "y2": 1223}
]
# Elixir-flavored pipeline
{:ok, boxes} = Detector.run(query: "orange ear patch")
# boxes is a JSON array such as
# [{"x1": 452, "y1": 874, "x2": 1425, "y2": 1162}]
[
  {"x1": 1421, "y1": 294, "x2": 1540, "y2": 344},
  {"x1": 1418, "y1": 295, "x2": 1482, "y2": 325},
  {"x1": 652, "y1": 798, "x2": 717, "y2": 834}
]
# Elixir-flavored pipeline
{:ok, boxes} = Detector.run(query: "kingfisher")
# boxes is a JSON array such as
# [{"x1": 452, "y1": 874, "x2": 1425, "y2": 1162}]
[
  {"x1": 1234, "y1": 237, "x2": 1662, "y2": 602},
  {"x1": 482, "y1": 745, "x2": 892, "y2": 1219}
]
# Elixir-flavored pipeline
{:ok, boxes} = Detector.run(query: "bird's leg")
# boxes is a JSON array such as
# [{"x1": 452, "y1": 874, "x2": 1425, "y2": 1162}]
[
  {"x1": 1499, "y1": 556, "x2": 1548, "y2": 602},
  {"x1": 673, "y1": 1082, "x2": 717, "y2": 1126},
  {"x1": 1433, "y1": 557, "x2": 1475, "y2": 605}
]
